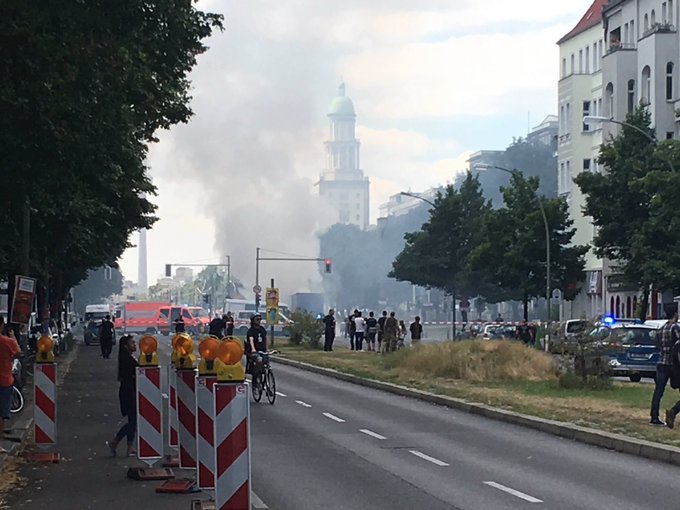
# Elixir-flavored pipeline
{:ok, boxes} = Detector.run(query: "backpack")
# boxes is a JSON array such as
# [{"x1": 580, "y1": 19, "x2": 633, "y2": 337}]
[{"x1": 670, "y1": 341, "x2": 680, "y2": 390}]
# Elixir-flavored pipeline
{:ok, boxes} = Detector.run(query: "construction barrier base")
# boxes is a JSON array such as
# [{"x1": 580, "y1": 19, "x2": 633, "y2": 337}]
[
  {"x1": 126, "y1": 467, "x2": 175, "y2": 481},
  {"x1": 190, "y1": 499, "x2": 215, "y2": 510},
  {"x1": 29, "y1": 452, "x2": 60, "y2": 463},
  {"x1": 163, "y1": 454, "x2": 180, "y2": 468},
  {"x1": 157, "y1": 479, "x2": 199, "y2": 494}
]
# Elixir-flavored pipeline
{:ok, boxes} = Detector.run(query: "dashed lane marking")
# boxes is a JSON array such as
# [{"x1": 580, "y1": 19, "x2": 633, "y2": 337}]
[
  {"x1": 322, "y1": 412, "x2": 346, "y2": 423},
  {"x1": 360, "y1": 429, "x2": 387, "y2": 440},
  {"x1": 275, "y1": 391, "x2": 287, "y2": 397},
  {"x1": 295, "y1": 400, "x2": 312, "y2": 408},
  {"x1": 408, "y1": 450, "x2": 449, "y2": 467},
  {"x1": 484, "y1": 481, "x2": 543, "y2": 503}
]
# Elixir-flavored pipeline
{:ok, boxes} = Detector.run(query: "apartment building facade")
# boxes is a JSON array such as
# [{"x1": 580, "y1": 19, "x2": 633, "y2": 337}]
[{"x1": 557, "y1": 0, "x2": 607, "y2": 319}]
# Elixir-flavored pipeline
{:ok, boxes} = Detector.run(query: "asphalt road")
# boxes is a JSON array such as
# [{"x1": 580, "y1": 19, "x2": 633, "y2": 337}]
[{"x1": 251, "y1": 361, "x2": 680, "y2": 510}]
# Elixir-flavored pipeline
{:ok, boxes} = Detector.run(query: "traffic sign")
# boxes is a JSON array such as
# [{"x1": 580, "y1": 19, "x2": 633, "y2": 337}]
[
  {"x1": 552, "y1": 288, "x2": 563, "y2": 300},
  {"x1": 252, "y1": 285, "x2": 262, "y2": 294},
  {"x1": 266, "y1": 287, "x2": 279, "y2": 308}
]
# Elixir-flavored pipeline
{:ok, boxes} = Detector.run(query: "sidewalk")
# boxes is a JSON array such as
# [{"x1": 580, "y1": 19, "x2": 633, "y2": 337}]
[{"x1": 2, "y1": 344, "x2": 205, "y2": 509}]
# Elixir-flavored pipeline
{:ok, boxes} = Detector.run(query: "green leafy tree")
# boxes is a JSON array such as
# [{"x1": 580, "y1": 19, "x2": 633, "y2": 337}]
[
  {"x1": 574, "y1": 107, "x2": 680, "y2": 319},
  {"x1": 471, "y1": 173, "x2": 587, "y2": 320}
]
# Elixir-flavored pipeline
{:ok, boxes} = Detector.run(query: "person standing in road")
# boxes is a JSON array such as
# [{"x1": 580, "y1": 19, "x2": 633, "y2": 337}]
[
  {"x1": 377, "y1": 311, "x2": 388, "y2": 353},
  {"x1": 383, "y1": 312, "x2": 399, "y2": 354},
  {"x1": 208, "y1": 314, "x2": 225, "y2": 337},
  {"x1": 409, "y1": 316, "x2": 423, "y2": 345},
  {"x1": 366, "y1": 312, "x2": 378, "y2": 351},
  {"x1": 353, "y1": 311, "x2": 366, "y2": 351},
  {"x1": 225, "y1": 312, "x2": 235, "y2": 336},
  {"x1": 651, "y1": 305, "x2": 680, "y2": 425},
  {"x1": 107, "y1": 335, "x2": 138, "y2": 457},
  {"x1": 174, "y1": 315, "x2": 185, "y2": 334},
  {"x1": 98, "y1": 315, "x2": 115, "y2": 359},
  {"x1": 0, "y1": 317, "x2": 21, "y2": 449},
  {"x1": 323, "y1": 309, "x2": 336, "y2": 352}
]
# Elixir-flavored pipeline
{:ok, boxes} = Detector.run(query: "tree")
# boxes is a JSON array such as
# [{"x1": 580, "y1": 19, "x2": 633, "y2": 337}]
[
  {"x1": 72, "y1": 267, "x2": 124, "y2": 316},
  {"x1": 0, "y1": 1, "x2": 223, "y2": 322},
  {"x1": 574, "y1": 107, "x2": 680, "y2": 319},
  {"x1": 390, "y1": 173, "x2": 502, "y2": 302},
  {"x1": 471, "y1": 173, "x2": 587, "y2": 320}
]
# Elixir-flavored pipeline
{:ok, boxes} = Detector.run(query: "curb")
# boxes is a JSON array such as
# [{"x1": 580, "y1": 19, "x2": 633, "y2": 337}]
[
  {"x1": 273, "y1": 355, "x2": 680, "y2": 467},
  {"x1": 0, "y1": 340, "x2": 81, "y2": 470}
]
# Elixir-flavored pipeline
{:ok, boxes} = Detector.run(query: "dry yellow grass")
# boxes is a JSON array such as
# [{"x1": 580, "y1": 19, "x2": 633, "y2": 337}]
[{"x1": 391, "y1": 340, "x2": 555, "y2": 382}]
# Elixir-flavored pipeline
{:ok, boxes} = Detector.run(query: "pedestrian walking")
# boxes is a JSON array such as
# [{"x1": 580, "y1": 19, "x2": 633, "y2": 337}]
[
  {"x1": 382, "y1": 312, "x2": 399, "y2": 354},
  {"x1": 98, "y1": 315, "x2": 115, "y2": 359},
  {"x1": 106, "y1": 335, "x2": 138, "y2": 456},
  {"x1": 651, "y1": 305, "x2": 680, "y2": 425},
  {"x1": 353, "y1": 312, "x2": 366, "y2": 351},
  {"x1": 225, "y1": 312, "x2": 235, "y2": 336},
  {"x1": 348, "y1": 310, "x2": 357, "y2": 350},
  {"x1": 174, "y1": 315, "x2": 185, "y2": 334},
  {"x1": 0, "y1": 317, "x2": 21, "y2": 449},
  {"x1": 366, "y1": 312, "x2": 378, "y2": 351},
  {"x1": 377, "y1": 311, "x2": 387, "y2": 352},
  {"x1": 409, "y1": 316, "x2": 423, "y2": 345},
  {"x1": 323, "y1": 309, "x2": 336, "y2": 352}
]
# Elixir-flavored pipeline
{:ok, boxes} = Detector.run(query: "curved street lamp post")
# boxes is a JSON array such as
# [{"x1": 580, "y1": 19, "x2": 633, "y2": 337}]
[{"x1": 399, "y1": 192, "x2": 458, "y2": 341}]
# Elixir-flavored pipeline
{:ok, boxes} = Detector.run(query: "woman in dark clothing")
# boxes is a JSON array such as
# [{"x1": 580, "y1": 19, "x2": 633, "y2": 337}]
[{"x1": 106, "y1": 335, "x2": 137, "y2": 457}]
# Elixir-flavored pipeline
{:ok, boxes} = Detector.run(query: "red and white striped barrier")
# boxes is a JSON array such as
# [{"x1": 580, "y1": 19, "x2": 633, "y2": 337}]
[
  {"x1": 34, "y1": 363, "x2": 57, "y2": 447},
  {"x1": 136, "y1": 366, "x2": 163, "y2": 464},
  {"x1": 168, "y1": 366, "x2": 179, "y2": 448},
  {"x1": 177, "y1": 368, "x2": 198, "y2": 469},
  {"x1": 196, "y1": 375, "x2": 218, "y2": 489},
  {"x1": 213, "y1": 382, "x2": 250, "y2": 510}
]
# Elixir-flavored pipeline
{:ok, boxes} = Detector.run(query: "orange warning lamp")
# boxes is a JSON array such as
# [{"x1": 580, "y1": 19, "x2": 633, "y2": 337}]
[
  {"x1": 215, "y1": 339, "x2": 245, "y2": 382},
  {"x1": 173, "y1": 334, "x2": 195, "y2": 369},
  {"x1": 198, "y1": 337, "x2": 220, "y2": 375},
  {"x1": 138, "y1": 334, "x2": 159, "y2": 366},
  {"x1": 36, "y1": 335, "x2": 55, "y2": 363}
]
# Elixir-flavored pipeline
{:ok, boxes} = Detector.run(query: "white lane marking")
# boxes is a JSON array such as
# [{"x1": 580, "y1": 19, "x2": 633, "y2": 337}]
[
  {"x1": 275, "y1": 391, "x2": 287, "y2": 397},
  {"x1": 323, "y1": 412, "x2": 346, "y2": 423},
  {"x1": 295, "y1": 400, "x2": 312, "y2": 408},
  {"x1": 484, "y1": 481, "x2": 543, "y2": 503},
  {"x1": 408, "y1": 450, "x2": 449, "y2": 467},
  {"x1": 251, "y1": 491, "x2": 268, "y2": 508},
  {"x1": 360, "y1": 429, "x2": 387, "y2": 440}
]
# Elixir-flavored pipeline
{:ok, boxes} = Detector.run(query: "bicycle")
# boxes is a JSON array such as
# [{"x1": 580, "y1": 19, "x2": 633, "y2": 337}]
[
  {"x1": 251, "y1": 351, "x2": 276, "y2": 405},
  {"x1": 11, "y1": 359, "x2": 24, "y2": 414}
]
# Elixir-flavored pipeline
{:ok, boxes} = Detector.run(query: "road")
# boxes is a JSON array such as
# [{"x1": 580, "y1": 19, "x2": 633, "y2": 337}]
[{"x1": 250, "y1": 361, "x2": 680, "y2": 510}]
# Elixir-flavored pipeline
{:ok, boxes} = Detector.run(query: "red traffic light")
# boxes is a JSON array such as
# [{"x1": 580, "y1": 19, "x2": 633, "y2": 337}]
[{"x1": 324, "y1": 259, "x2": 332, "y2": 273}]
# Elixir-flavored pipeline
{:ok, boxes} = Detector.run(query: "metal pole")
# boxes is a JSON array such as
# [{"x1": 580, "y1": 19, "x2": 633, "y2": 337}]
[
  {"x1": 22, "y1": 197, "x2": 30, "y2": 275},
  {"x1": 537, "y1": 199, "x2": 550, "y2": 349},
  {"x1": 270, "y1": 278, "x2": 275, "y2": 348},
  {"x1": 452, "y1": 289, "x2": 456, "y2": 341},
  {"x1": 255, "y1": 248, "x2": 260, "y2": 314},
  {"x1": 226, "y1": 255, "x2": 231, "y2": 298}
]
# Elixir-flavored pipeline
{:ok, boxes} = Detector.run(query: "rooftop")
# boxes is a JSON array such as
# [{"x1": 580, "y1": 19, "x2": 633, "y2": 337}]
[{"x1": 557, "y1": 0, "x2": 607, "y2": 45}]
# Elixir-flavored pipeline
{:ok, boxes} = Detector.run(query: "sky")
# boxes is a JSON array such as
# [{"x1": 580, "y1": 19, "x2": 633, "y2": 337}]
[{"x1": 118, "y1": 0, "x2": 595, "y2": 299}]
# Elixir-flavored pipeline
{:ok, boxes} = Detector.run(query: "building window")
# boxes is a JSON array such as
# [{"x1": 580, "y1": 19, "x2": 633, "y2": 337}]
[
  {"x1": 598, "y1": 98, "x2": 602, "y2": 116},
  {"x1": 583, "y1": 100, "x2": 591, "y2": 131},
  {"x1": 566, "y1": 103, "x2": 571, "y2": 133},
  {"x1": 565, "y1": 161, "x2": 571, "y2": 191},
  {"x1": 642, "y1": 66, "x2": 651, "y2": 104},
  {"x1": 579, "y1": 50, "x2": 583, "y2": 73},
  {"x1": 560, "y1": 105, "x2": 565, "y2": 133},
  {"x1": 663, "y1": 2, "x2": 668, "y2": 22},
  {"x1": 570, "y1": 53, "x2": 575, "y2": 74},
  {"x1": 585, "y1": 46, "x2": 590, "y2": 73},
  {"x1": 644, "y1": 13, "x2": 649, "y2": 31},
  {"x1": 631, "y1": 20, "x2": 635, "y2": 41},
  {"x1": 667, "y1": 131, "x2": 674, "y2": 139},
  {"x1": 583, "y1": 159, "x2": 591, "y2": 172},
  {"x1": 652, "y1": 9, "x2": 656, "y2": 25},
  {"x1": 355, "y1": 215, "x2": 360, "y2": 221},
  {"x1": 624, "y1": 23, "x2": 629, "y2": 43},
  {"x1": 559, "y1": 162, "x2": 565, "y2": 193},
  {"x1": 562, "y1": 58, "x2": 567, "y2": 77},
  {"x1": 627, "y1": 79, "x2": 636, "y2": 113},
  {"x1": 667, "y1": 62, "x2": 674, "y2": 100},
  {"x1": 605, "y1": 83, "x2": 614, "y2": 116}
]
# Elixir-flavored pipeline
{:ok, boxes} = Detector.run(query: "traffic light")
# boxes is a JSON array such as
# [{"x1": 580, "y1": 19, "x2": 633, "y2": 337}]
[
  {"x1": 165, "y1": 264, "x2": 172, "y2": 277},
  {"x1": 255, "y1": 293, "x2": 261, "y2": 310},
  {"x1": 324, "y1": 259, "x2": 332, "y2": 274},
  {"x1": 203, "y1": 294, "x2": 210, "y2": 304}
]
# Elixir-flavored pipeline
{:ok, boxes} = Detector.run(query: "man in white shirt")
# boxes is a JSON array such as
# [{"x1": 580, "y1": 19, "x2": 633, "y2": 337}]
[{"x1": 353, "y1": 312, "x2": 366, "y2": 351}]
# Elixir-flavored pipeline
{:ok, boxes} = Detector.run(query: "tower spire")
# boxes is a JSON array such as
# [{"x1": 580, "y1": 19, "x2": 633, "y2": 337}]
[{"x1": 339, "y1": 82, "x2": 345, "y2": 96}]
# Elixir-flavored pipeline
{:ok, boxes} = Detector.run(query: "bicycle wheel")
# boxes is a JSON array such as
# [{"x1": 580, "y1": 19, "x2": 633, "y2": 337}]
[
  {"x1": 265, "y1": 369, "x2": 276, "y2": 405},
  {"x1": 11, "y1": 386, "x2": 24, "y2": 414},
  {"x1": 252, "y1": 373, "x2": 263, "y2": 403}
]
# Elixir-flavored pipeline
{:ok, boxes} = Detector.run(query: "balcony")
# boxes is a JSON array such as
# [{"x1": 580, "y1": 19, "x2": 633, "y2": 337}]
[
  {"x1": 605, "y1": 42, "x2": 636, "y2": 55},
  {"x1": 642, "y1": 22, "x2": 676, "y2": 39}
]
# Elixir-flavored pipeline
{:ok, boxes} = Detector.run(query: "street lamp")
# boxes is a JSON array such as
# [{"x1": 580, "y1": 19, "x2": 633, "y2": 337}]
[
  {"x1": 473, "y1": 164, "x2": 551, "y2": 329},
  {"x1": 582, "y1": 115, "x2": 675, "y2": 172},
  {"x1": 399, "y1": 191, "x2": 458, "y2": 341}
]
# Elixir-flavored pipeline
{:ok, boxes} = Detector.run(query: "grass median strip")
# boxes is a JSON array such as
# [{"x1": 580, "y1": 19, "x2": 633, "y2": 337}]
[{"x1": 275, "y1": 340, "x2": 680, "y2": 448}]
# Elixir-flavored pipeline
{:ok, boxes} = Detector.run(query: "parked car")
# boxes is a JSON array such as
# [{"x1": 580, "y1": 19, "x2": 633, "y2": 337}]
[{"x1": 594, "y1": 323, "x2": 660, "y2": 382}]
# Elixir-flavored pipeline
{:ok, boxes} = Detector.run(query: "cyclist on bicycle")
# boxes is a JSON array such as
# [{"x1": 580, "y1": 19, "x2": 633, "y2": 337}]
[{"x1": 245, "y1": 314, "x2": 268, "y2": 376}]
